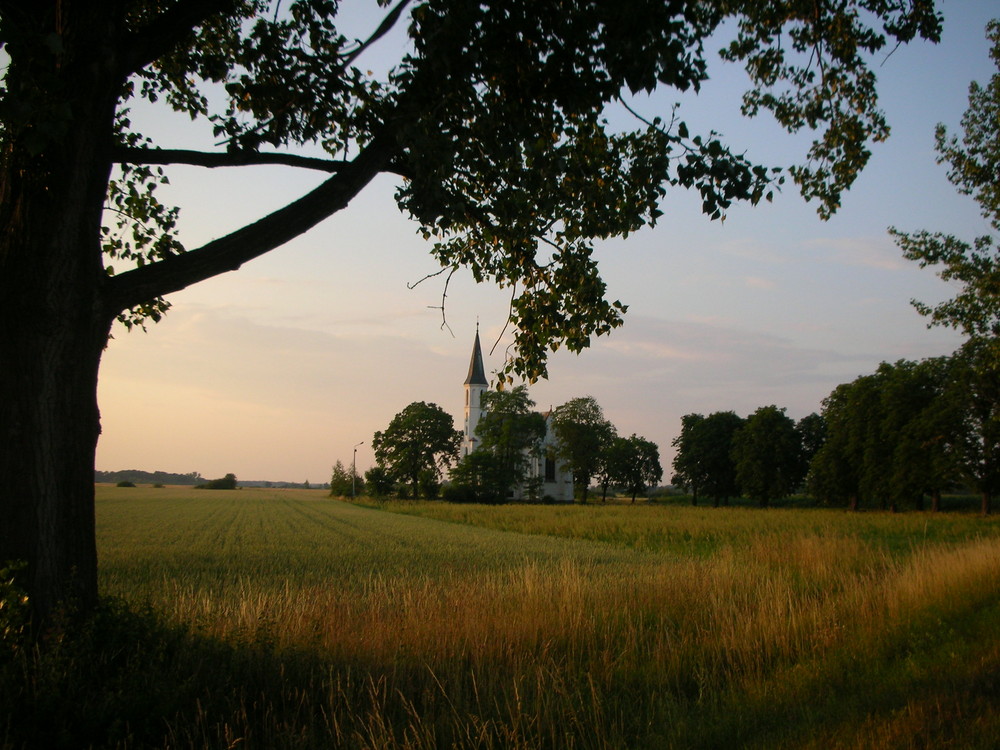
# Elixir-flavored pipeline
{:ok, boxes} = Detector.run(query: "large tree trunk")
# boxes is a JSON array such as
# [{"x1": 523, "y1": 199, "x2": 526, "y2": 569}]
[
  {"x1": 0, "y1": 305, "x2": 111, "y2": 621},
  {"x1": 0, "y1": 6, "x2": 120, "y2": 622}
]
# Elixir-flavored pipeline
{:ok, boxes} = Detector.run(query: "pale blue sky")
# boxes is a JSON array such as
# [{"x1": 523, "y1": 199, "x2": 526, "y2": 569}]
[{"x1": 97, "y1": 1, "x2": 994, "y2": 483}]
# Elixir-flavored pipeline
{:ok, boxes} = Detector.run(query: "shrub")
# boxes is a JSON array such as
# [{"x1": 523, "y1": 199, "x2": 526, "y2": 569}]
[
  {"x1": 196, "y1": 473, "x2": 237, "y2": 490},
  {"x1": 442, "y1": 483, "x2": 477, "y2": 503}
]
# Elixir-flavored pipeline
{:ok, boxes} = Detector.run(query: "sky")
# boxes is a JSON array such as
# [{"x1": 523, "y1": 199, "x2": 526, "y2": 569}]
[{"x1": 96, "y1": 1, "x2": 995, "y2": 484}]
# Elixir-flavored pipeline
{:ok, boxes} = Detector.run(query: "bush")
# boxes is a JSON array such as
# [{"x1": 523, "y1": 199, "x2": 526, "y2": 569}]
[
  {"x1": 115, "y1": 480, "x2": 136, "y2": 488},
  {"x1": 196, "y1": 473, "x2": 237, "y2": 490},
  {"x1": 442, "y1": 483, "x2": 477, "y2": 503}
]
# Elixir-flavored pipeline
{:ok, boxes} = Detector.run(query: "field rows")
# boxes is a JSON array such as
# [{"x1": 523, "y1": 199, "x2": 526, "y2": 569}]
[{"x1": 90, "y1": 486, "x2": 1000, "y2": 749}]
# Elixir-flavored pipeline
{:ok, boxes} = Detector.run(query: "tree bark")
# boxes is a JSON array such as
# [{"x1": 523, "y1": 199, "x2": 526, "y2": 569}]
[{"x1": 0, "y1": 59, "x2": 119, "y2": 622}]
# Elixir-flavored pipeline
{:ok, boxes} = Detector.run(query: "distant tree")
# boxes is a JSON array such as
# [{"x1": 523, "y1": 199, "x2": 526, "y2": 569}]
[
  {"x1": 671, "y1": 413, "x2": 705, "y2": 504},
  {"x1": 198, "y1": 473, "x2": 237, "y2": 490},
  {"x1": 551, "y1": 396, "x2": 616, "y2": 503},
  {"x1": 947, "y1": 341, "x2": 1000, "y2": 515},
  {"x1": 809, "y1": 386, "x2": 858, "y2": 509},
  {"x1": 732, "y1": 406, "x2": 802, "y2": 508},
  {"x1": 418, "y1": 469, "x2": 441, "y2": 500},
  {"x1": 448, "y1": 451, "x2": 510, "y2": 504},
  {"x1": 807, "y1": 360, "x2": 962, "y2": 511},
  {"x1": 698, "y1": 412, "x2": 745, "y2": 507},
  {"x1": 464, "y1": 386, "x2": 548, "y2": 501},
  {"x1": 364, "y1": 466, "x2": 395, "y2": 498},
  {"x1": 596, "y1": 437, "x2": 629, "y2": 502},
  {"x1": 608, "y1": 435, "x2": 662, "y2": 503},
  {"x1": 672, "y1": 411, "x2": 743, "y2": 507},
  {"x1": 329, "y1": 461, "x2": 354, "y2": 497},
  {"x1": 373, "y1": 402, "x2": 462, "y2": 499},
  {"x1": 879, "y1": 358, "x2": 956, "y2": 512},
  {"x1": 796, "y1": 413, "x2": 827, "y2": 468}
]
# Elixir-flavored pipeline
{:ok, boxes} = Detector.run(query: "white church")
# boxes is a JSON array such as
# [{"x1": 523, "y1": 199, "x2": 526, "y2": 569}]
[{"x1": 460, "y1": 328, "x2": 574, "y2": 502}]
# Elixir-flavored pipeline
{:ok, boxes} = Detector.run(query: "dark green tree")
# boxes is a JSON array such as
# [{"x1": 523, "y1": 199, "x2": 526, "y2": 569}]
[
  {"x1": 608, "y1": 434, "x2": 662, "y2": 503},
  {"x1": 671, "y1": 413, "x2": 705, "y2": 504},
  {"x1": 448, "y1": 450, "x2": 511, "y2": 504},
  {"x1": 808, "y1": 373, "x2": 883, "y2": 510},
  {"x1": 372, "y1": 402, "x2": 461, "y2": 499},
  {"x1": 698, "y1": 411, "x2": 746, "y2": 507},
  {"x1": 732, "y1": 406, "x2": 802, "y2": 507},
  {"x1": 672, "y1": 411, "x2": 744, "y2": 507},
  {"x1": 551, "y1": 396, "x2": 616, "y2": 502},
  {"x1": 199, "y1": 473, "x2": 237, "y2": 490},
  {"x1": 0, "y1": 0, "x2": 943, "y2": 619},
  {"x1": 948, "y1": 340, "x2": 1000, "y2": 515},
  {"x1": 808, "y1": 359, "x2": 963, "y2": 512},
  {"x1": 796, "y1": 413, "x2": 827, "y2": 467},
  {"x1": 363, "y1": 465, "x2": 395, "y2": 498},
  {"x1": 461, "y1": 386, "x2": 547, "y2": 501},
  {"x1": 880, "y1": 358, "x2": 955, "y2": 512},
  {"x1": 329, "y1": 460, "x2": 357, "y2": 498}
]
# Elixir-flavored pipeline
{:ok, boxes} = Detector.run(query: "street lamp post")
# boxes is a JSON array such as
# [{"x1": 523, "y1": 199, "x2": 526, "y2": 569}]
[{"x1": 352, "y1": 441, "x2": 364, "y2": 498}]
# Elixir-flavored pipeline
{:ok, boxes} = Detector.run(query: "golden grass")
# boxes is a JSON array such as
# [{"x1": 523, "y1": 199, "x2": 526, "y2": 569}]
[{"x1": 86, "y1": 487, "x2": 1000, "y2": 749}]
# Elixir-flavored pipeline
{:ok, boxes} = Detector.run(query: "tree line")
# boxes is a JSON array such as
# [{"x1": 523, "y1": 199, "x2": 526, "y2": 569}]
[
  {"x1": 94, "y1": 469, "x2": 205, "y2": 486},
  {"x1": 332, "y1": 391, "x2": 662, "y2": 503},
  {"x1": 671, "y1": 407, "x2": 821, "y2": 508},
  {"x1": 675, "y1": 21, "x2": 1000, "y2": 515},
  {"x1": 671, "y1": 344, "x2": 998, "y2": 514}
]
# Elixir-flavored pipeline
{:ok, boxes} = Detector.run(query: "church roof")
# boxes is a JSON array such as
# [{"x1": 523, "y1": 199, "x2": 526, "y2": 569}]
[{"x1": 464, "y1": 328, "x2": 488, "y2": 386}]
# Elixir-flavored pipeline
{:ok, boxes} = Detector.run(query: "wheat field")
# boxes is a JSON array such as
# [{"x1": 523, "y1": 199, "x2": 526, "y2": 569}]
[{"x1": 51, "y1": 487, "x2": 996, "y2": 748}]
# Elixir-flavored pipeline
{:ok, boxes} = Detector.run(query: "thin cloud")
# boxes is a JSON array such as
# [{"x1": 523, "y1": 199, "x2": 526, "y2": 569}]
[{"x1": 808, "y1": 236, "x2": 908, "y2": 271}]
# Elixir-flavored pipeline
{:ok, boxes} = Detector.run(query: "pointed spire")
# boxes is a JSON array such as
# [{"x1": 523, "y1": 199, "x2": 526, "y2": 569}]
[{"x1": 464, "y1": 324, "x2": 488, "y2": 386}]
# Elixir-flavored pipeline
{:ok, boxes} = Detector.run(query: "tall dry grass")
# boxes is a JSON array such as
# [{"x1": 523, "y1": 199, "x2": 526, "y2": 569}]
[{"x1": 59, "y1": 489, "x2": 1000, "y2": 748}]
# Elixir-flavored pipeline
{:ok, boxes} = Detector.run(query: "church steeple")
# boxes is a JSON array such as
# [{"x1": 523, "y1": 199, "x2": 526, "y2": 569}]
[
  {"x1": 463, "y1": 325, "x2": 488, "y2": 455},
  {"x1": 464, "y1": 324, "x2": 488, "y2": 386}
]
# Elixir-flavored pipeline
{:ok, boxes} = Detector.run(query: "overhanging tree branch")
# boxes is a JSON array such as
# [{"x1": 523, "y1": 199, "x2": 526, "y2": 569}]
[
  {"x1": 115, "y1": 146, "x2": 349, "y2": 172},
  {"x1": 105, "y1": 128, "x2": 399, "y2": 313},
  {"x1": 342, "y1": 0, "x2": 413, "y2": 68},
  {"x1": 114, "y1": 145, "x2": 413, "y2": 178}
]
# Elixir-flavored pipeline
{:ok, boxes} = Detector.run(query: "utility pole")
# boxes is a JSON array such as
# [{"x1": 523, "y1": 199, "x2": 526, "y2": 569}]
[{"x1": 352, "y1": 441, "x2": 364, "y2": 498}]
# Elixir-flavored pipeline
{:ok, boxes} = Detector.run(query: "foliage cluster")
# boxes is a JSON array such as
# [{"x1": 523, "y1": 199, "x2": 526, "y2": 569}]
[
  {"x1": 328, "y1": 459, "x2": 363, "y2": 498},
  {"x1": 371, "y1": 401, "x2": 462, "y2": 499},
  {"x1": 195, "y1": 473, "x2": 238, "y2": 490},
  {"x1": 672, "y1": 348, "x2": 999, "y2": 514},
  {"x1": 672, "y1": 406, "x2": 817, "y2": 507},
  {"x1": 448, "y1": 391, "x2": 662, "y2": 504},
  {"x1": 449, "y1": 386, "x2": 549, "y2": 503},
  {"x1": 809, "y1": 351, "x2": 999, "y2": 514}
]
